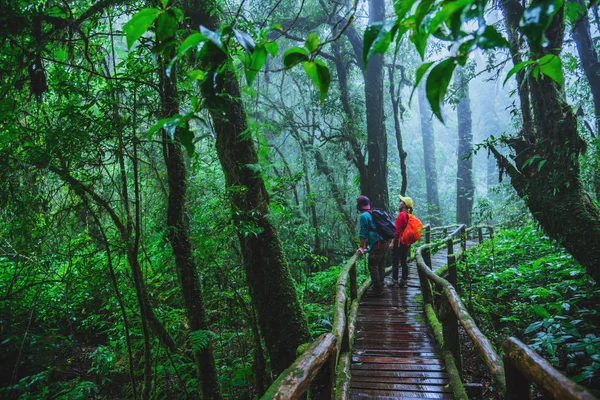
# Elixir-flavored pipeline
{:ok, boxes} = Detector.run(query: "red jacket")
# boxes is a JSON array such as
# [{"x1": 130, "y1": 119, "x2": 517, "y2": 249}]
[{"x1": 395, "y1": 211, "x2": 409, "y2": 237}]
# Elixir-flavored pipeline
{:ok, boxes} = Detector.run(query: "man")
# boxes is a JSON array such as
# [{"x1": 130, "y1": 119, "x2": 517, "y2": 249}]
[{"x1": 357, "y1": 195, "x2": 390, "y2": 297}]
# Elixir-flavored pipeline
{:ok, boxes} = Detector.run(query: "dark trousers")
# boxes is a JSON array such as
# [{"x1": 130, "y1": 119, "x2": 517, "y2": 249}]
[
  {"x1": 392, "y1": 244, "x2": 410, "y2": 281},
  {"x1": 368, "y1": 240, "x2": 390, "y2": 293}
]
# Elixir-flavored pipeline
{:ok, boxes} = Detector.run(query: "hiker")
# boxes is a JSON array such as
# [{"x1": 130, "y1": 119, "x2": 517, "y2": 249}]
[
  {"x1": 357, "y1": 195, "x2": 390, "y2": 297},
  {"x1": 390, "y1": 196, "x2": 414, "y2": 288}
]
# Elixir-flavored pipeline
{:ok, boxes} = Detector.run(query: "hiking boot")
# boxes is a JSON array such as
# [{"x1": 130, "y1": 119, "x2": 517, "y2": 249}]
[
  {"x1": 398, "y1": 279, "x2": 407, "y2": 288},
  {"x1": 365, "y1": 289, "x2": 385, "y2": 298},
  {"x1": 388, "y1": 279, "x2": 399, "y2": 288}
]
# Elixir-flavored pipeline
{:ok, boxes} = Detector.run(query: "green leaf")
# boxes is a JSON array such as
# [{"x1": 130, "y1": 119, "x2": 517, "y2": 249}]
[
  {"x1": 283, "y1": 47, "x2": 309, "y2": 68},
  {"x1": 428, "y1": 0, "x2": 474, "y2": 34},
  {"x1": 394, "y1": 0, "x2": 418, "y2": 21},
  {"x1": 303, "y1": 59, "x2": 330, "y2": 103},
  {"x1": 520, "y1": 0, "x2": 564, "y2": 52},
  {"x1": 537, "y1": 159, "x2": 547, "y2": 172},
  {"x1": 476, "y1": 25, "x2": 510, "y2": 49},
  {"x1": 410, "y1": 26, "x2": 428, "y2": 59},
  {"x1": 156, "y1": 10, "x2": 177, "y2": 42},
  {"x1": 245, "y1": 45, "x2": 267, "y2": 86},
  {"x1": 409, "y1": 61, "x2": 434, "y2": 103},
  {"x1": 537, "y1": 53, "x2": 564, "y2": 86},
  {"x1": 180, "y1": 127, "x2": 195, "y2": 157},
  {"x1": 188, "y1": 70, "x2": 206, "y2": 81},
  {"x1": 146, "y1": 115, "x2": 183, "y2": 140},
  {"x1": 234, "y1": 29, "x2": 255, "y2": 53},
  {"x1": 199, "y1": 25, "x2": 224, "y2": 51},
  {"x1": 189, "y1": 330, "x2": 215, "y2": 352},
  {"x1": 265, "y1": 41, "x2": 279, "y2": 57},
  {"x1": 176, "y1": 32, "x2": 205, "y2": 59},
  {"x1": 524, "y1": 320, "x2": 544, "y2": 334},
  {"x1": 161, "y1": 0, "x2": 168, "y2": 8},
  {"x1": 123, "y1": 8, "x2": 162, "y2": 49},
  {"x1": 425, "y1": 58, "x2": 457, "y2": 122},
  {"x1": 503, "y1": 60, "x2": 535, "y2": 85},
  {"x1": 305, "y1": 33, "x2": 319, "y2": 53},
  {"x1": 167, "y1": 32, "x2": 206, "y2": 76},
  {"x1": 532, "y1": 305, "x2": 551, "y2": 318},
  {"x1": 363, "y1": 20, "x2": 398, "y2": 67}
]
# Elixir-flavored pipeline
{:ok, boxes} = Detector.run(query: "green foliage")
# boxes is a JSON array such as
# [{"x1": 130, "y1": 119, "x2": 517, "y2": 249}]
[
  {"x1": 189, "y1": 330, "x2": 216, "y2": 352},
  {"x1": 460, "y1": 223, "x2": 600, "y2": 390}
]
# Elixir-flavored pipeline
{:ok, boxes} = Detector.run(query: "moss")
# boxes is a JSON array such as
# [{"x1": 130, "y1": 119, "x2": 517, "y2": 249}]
[{"x1": 425, "y1": 304, "x2": 444, "y2": 347}]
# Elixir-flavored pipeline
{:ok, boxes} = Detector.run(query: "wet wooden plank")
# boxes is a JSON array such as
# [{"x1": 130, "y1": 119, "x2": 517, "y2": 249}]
[
  {"x1": 350, "y1": 388, "x2": 454, "y2": 398},
  {"x1": 350, "y1": 255, "x2": 455, "y2": 399},
  {"x1": 352, "y1": 370, "x2": 449, "y2": 379},
  {"x1": 351, "y1": 382, "x2": 452, "y2": 393}
]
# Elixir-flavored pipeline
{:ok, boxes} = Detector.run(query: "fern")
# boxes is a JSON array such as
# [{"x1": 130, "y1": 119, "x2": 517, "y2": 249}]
[{"x1": 189, "y1": 330, "x2": 216, "y2": 352}]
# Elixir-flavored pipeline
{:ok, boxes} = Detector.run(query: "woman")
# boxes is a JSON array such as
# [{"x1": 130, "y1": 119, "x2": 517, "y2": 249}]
[{"x1": 389, "y1": 196, "x2": 414, "y2": 288}]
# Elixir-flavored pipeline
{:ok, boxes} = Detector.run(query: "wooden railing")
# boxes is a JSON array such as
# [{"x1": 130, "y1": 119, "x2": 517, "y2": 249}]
[
  {"x1": 262, "y1": 223, "x2": 597, "y2": 399},
  {"x1": 416, "y1": 224, "x2": 596, "y2": 400},
  {"x1": 261, "y1": 251, "x2": 364, "y2": 399}
]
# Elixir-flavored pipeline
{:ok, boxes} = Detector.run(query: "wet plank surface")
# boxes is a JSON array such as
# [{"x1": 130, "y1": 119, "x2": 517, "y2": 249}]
[{"x1": 350, "y1": 240, "x2": 479, "y2": 399}]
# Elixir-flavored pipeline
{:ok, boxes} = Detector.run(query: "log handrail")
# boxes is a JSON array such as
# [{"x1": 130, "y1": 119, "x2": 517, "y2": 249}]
[
  {"x1": 416, "y1": 224, "x2": 506, "y2": 395},
  {"x1": 261, "y1": 251, "x2": 362, "y2": 399},
  {"x1": 261, "y1": 333, "x2": 337, "y2": 399},
  {"x1": 263, "y1": 222, "x2": 592, "y2": 399},
  {"x1": 503, "y1": 337, "x2": 597, "y2": 400}
]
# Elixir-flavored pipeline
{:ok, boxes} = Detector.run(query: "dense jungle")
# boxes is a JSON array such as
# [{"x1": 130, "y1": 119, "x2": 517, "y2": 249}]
[{"x1": 1, "y1": 0, "x2": 600, "y2": 398}]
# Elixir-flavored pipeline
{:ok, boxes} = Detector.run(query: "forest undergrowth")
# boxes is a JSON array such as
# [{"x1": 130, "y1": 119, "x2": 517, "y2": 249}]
[{"x1": 458, "y1": 223, "x2": 600, "y2": 397}]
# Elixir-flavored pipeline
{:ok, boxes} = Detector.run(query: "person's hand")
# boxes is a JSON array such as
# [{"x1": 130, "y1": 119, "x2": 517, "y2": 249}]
[
  {"x1": 388, "y1": 241, "x2": 394, "y2": 249},
  {"x1": 357, "y1": 247, "x2": 365, "y2": 255}
]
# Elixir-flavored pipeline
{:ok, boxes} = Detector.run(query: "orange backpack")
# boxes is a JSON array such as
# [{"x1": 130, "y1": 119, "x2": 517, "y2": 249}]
[{"x1": 401, "y1": 214, "x2": 423, "y2": 245}]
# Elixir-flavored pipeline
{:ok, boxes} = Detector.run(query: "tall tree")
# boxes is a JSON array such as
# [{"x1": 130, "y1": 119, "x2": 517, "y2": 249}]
[
  {"x1": 569, "y1": 0, "x2": 600, "y2": 199},
  {"x1": 159, "y1": 39, "x2": 222, "y2": 400},
  {"x1": 456, "y1": 68, "x2": 474, "y2": 225},
  {"x1": 364, "y1": 0, "x2": 390, "y2": 210},
  {"x1": 186, "y1": 0, "x2": 310, "y2": 374},
  {"x1": 492, "y1": 0, "x2": 600, "y2": 281},
  {"x1": 418, "y1": 85, "x2": 442, "y2": 226}
]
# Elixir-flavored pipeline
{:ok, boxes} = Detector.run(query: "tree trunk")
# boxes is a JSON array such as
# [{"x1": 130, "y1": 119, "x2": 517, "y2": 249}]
[
  {"x1": 189, "y1": 1, "x2": 310, "y2": 374},
  {"x1": 418, "y1": 85, "x2": 442, "y2": 226},
  {"x1": 496, "y1": 0, "x2": 600, "y2": 282},
  {"x1": 314, "y1": 149, "x2": 356, "y2": 239},
  {"x1": 571, "y1": 0, "x2": 600, "y2": 134},
  {"x1": 332, "y1": 42, "x2": 368, "y2": 196},
  {"x1": 569, "y1": 0, "x2": 600, "y2": 199},
  {"x1": 364, "y1": 0, "x2": 389, "y2": 210},
  {"x1": 160, "y1": 59, "x2": 222, "y2": 399},
  {"x1": 387, "y1": 62, "x2": 408, "y2": 196},
  {"x1": 456, "y1": 69, "x2": 474, "y2": 226}
]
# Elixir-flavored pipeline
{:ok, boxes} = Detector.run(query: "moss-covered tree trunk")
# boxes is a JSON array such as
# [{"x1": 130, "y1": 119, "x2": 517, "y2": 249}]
[
  {"x1": 160, "y1": 59, "x2": 222, "y2": 399},
  {"x1": 496, "y1": 0, "x2": 600, "y2": 282},
  {"x1": 364, "y1": 0, "x2": 389, "y2": 210},
  {"x1": 418, "y1": 85, "x2": 442, "y2": 226},
  {"x1": 388, "y1": 62, "x2": 408, "y2": 196},
  {"x1": 569, "y1": 0, "x2": 600, "y2": 199},
  {"x1": 456, "y1": 69, "x2": 474, "y2": 225},
  {"x1": 188, "y1": 1, "x2": 310, "y2": 374}
]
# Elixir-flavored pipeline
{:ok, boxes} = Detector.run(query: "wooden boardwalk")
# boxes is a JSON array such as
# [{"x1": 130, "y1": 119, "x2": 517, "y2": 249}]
[{"x1": 350, "y1": 241, "x2": 477, "y2": 399}]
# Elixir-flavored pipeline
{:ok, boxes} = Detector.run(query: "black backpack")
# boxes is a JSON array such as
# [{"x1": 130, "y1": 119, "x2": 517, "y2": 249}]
[{"x1": 370, "y1": 208, "x2": 396, "y2": 240}]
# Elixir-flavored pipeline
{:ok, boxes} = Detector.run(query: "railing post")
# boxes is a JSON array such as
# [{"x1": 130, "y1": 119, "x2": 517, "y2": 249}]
[
  {"x1": 350, "y1": 261, "x2": 357, "y2": 301},
  {"x1": 478, "y1": 227, "x2": 483, "y2": 243},
  {"x1": 310, "y1": 351, "x2": 336, "y2": 400},
  {"x1": 489, "y1": 226, "x2": 494, "y2": 240},
  {"x1": 461, "y1": 226, "x2": 467, "y2": 251},
  {"x1": 503, "y1": 353, "x2": 530, "y2": 400},
  {"x1": 424, "y1": 226, "x2": 432, "y2": 267},
  {"x1": 341, "y1": 299, "x2": 350, "y2": 353},
  {"x1": 447, "y1": 238, "x2": 454, "y2": 259},
  {"x1": 444, "y1": 254, "x2": 462, "y2": 378}
]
